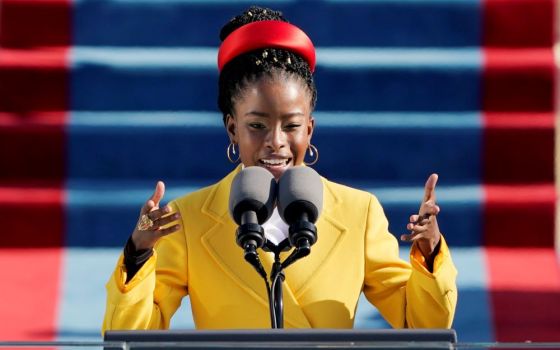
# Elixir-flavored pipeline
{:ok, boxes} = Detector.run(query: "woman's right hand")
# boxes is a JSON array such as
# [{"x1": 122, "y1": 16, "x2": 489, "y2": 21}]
[{"x1": 131, "y1": 181, "x2": 182, "y2": 251}]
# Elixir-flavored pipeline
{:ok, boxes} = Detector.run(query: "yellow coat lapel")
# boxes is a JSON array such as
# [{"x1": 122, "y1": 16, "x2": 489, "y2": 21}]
[{"x1": 281, "y1": 178, "x2": 348, "y2": 299}]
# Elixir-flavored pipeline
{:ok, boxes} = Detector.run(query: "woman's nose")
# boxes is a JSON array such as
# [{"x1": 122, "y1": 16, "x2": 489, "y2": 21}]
[{"x1": 266, "y1": 126, "x2": 286, "y2": 151}]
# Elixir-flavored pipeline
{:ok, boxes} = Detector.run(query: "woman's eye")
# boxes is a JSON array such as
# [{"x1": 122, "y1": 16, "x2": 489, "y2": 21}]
[
  {"x1": 249, "y1": 123, "x2": 265, "y2": 129},
  {"x1": 285, "y1": 124, "x2": 301, "y2": 130}
]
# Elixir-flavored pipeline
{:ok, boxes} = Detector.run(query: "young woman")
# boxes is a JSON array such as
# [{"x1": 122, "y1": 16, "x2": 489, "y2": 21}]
[{"x1": 102, "y1": 6, "x2": 457, "y2": 331}]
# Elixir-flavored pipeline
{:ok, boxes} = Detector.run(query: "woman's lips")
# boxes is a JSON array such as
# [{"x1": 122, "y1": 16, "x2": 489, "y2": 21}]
[
  {"x1": 259, "y1": 158, "x2": 290, "y2": 167},
  {"x1": 258, "y1": 158, "x2": 292, "y2": 178}
]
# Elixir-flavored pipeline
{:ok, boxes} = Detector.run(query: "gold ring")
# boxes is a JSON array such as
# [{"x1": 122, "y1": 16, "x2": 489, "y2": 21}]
[{"x1": 137, "y1": 214, "x2": 154, "y2": 231}]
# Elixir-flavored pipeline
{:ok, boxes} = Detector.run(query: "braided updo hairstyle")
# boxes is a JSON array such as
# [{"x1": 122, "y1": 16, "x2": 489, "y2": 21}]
[{"x1": 218, "y1": 6, "x2": 317, "y2": 123}]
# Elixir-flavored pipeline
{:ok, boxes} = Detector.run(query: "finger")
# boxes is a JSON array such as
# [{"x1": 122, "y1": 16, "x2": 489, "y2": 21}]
[
  {"x1": 155, "y1": 224, "x2": 181, "y2": 238},
  {"x1": 400, "y1": 232, "x2": 414, "y2": 241},
  {"x1": 401, "y1": 232, "x2": 421, "y2": 242},
  {"x1": 153, "y1": 212, "x2": 181, "y2": 228},
  {"x1": 150, "y1": 181, "x2": 165, "y2": 206},
  {"x1": 409, "y1": 232, "x2": 428, "y2": 242},
  {"x1": 407, "y1": 219, "x2": 430, "y2": 229},
  {"x1": 422, "y1": 173, "x2": 438, "y2": 203},
  {"x1": 141, "y1": 199, "x2": 157, "y2": 215},
  {"x1": 401, "y1": 230, "x2": 430, "y2": 242},
  {"x1": 420, "y1": 201, "x2": 440, "y2": 216},
  {"x1": 147, "y1": 204, "x2": 173, "y2": 221},
  {"x1": 430, "y1": 205, "x2": 440, "y2": 215},
  {"x1": 141, "y1": 181, "x2": 165, "y2": 215},
  {"x1": 409, "y1": 211, "x2": 431, "y2": 225},
  {"x1": 406, "y1": 223, "x2": 429, "y2": 233}
]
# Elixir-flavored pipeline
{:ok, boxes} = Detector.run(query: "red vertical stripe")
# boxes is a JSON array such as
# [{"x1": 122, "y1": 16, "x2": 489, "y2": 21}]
[
  {"x1": 483, "y1": 185, "x2": 555, "y2": 247},
  {"x1": 482, "y1": 0, "x2": 558, "y2": 341},
  {"x1": 483, "y1": 0, "x2": 555, "y2": 48},
  {"x1": 0, "y1": 185, "x2": 65, "y2": 247},
  {"x1": 486, "y1": 248, "x2": 560, "y2": 341},
  {"x1": 0, "y1": 0, "x2": 71, "y2": 48},
  {"x1": 482, "y1": 112, "x2": 554, "y2": 184},
  {"x1": 0, "y1": 49, "x2": 69, "y2": 112},
  {"x1": 0, "y1": 0, "x2": 70, "y2": 341},
  {"x1": 0, "y1": 112, "x2": 67, "y2": 181},
  {"x1": 483, "y1": 48, "x2": 555, "y2": 113},
  {"x1": 0, "y1": 248, "x2": 63, "y2": 340}
]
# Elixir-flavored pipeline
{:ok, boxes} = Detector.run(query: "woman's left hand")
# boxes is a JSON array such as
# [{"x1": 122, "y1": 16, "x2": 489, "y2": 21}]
[{"x1": 400, "y1": 173, "x2": 441, "y2": 261}]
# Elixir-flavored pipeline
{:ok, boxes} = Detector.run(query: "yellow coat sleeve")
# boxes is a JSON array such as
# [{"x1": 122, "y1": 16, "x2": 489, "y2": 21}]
[
  {"x1": 362, "y1": 195, "x2": 457, "y2": 329},
  {"x1": 102, "y1": 201, "x2": 188, "y2": 333}
]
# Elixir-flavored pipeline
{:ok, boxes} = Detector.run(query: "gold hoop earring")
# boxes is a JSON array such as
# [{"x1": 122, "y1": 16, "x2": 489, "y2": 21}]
[
  {"x1": 304, "y1": 144, "x2": 319, "y2": 166},
  {"x1": 227, "y1": 142, "x2": 240, "y2": 163}
]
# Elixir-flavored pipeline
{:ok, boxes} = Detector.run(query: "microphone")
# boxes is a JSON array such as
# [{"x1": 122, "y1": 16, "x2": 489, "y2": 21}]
[
  {"x1": 277, "y1": 166, "x2": 323, "y2": 269},
  {"x1": 229, "y1": 166, "x2": 277, "y2": 278}
]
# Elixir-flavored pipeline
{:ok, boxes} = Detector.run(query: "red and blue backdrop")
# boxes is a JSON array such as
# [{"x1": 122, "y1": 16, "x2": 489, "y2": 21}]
[{"x1": 0, "y1": 0, "x2": 558, "y2": 342}]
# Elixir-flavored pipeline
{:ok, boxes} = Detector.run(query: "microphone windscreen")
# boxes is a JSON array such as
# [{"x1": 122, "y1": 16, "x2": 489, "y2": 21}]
[
  {"x1": 278, "y1": 166, "x2": 323, "y2": 224},
  {"x1": 229, "y1": 166, "x2": 277, "y2": 225}
]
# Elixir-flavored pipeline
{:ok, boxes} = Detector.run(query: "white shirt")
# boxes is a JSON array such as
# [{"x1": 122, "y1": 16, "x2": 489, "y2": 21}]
[{"x1": 262, "y1": 207, "x2": 289, "y2": 245}]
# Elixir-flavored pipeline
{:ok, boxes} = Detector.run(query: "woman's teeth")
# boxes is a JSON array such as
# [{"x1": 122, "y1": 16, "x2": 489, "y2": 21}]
[{"x1": 260, "y1": 159, "x2": 288, "y2": 166}]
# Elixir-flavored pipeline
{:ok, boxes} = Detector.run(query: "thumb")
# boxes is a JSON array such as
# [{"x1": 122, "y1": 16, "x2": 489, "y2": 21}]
[{"x1": 150, "y1": 181, "x2": 165, "y2": 207}]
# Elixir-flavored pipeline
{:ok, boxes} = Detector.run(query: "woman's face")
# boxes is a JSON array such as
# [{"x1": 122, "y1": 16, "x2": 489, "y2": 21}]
[{"x1": 226, "y1": 75, "x2": 314, "y2": 180}]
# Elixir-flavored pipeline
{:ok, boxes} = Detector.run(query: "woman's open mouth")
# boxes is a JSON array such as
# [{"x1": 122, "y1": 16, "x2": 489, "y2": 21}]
[
  {"x1": 259, "y1": 158, "x2": 291, "y2": 167},
  {"x1": 258, "y1": 157, "x2": 292, "y2": 178}
]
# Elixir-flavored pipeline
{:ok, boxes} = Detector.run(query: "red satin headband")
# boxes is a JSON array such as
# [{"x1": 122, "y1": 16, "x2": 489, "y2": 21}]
[{"x1": 217, "y1": 20, "x2": 316, "y2": 73}]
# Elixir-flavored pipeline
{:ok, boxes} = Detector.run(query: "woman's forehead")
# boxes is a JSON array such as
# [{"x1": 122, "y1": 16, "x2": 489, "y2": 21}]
[
  {"x1": 236, "y1": 90, "x2": 311, "y2": 115},
  {"x1": 232, "y1": 73, "x2": 313, "y2": 116}
]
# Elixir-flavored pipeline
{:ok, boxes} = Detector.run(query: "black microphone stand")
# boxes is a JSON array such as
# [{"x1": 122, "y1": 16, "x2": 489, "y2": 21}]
[
  {"x1": 264, "y1": 239, "x2": 291, "y2": 328},
  {"x1": 238, "y1": 219, "x2": 317, "y2": 329},
  {"x1": 263, "y1": 223, "x2": 316, "y2": 329},
  {"x1": 271, "y1": 250, "x2": 285, "y2": 328}
]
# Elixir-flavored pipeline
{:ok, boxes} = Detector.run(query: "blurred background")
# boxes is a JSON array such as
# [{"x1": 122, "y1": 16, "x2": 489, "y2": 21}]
[{"x1": 0, "y1": 0, "x2": 558, "y2": 343}]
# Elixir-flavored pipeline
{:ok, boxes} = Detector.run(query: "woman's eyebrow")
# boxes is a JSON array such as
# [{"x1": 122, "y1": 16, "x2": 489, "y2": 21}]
[
  {"x1": 244, "y1": 111, "x2": 305, "y2": 118},
  {"x1": 283, "y1": 112, "x2": 305, "y2": 118},
  {"x1": 245, "y1": 111, "x2": 269, "y2": 117}
]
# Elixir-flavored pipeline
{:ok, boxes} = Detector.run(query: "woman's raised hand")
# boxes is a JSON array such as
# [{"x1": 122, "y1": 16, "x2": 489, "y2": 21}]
[
  {"x1": 131, "y1": 181, "x2": 182, "y2": 251},
  {"x1": 400, "y1": 174, "x2": 442, "y2": 260}
]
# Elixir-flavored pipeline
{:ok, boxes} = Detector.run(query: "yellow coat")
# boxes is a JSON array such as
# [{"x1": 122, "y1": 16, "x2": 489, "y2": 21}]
[{"x1": 102, "y1": 166, "x2": 457, "y2": 332}]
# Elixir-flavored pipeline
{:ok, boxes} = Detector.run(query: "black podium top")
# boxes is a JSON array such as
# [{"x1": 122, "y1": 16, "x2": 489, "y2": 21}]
[{"x1": 104, "y1": 329, "x2": 457, "y2": 349}]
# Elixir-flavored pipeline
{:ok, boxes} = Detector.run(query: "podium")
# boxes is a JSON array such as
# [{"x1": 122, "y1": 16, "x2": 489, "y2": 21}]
[{"x1": 104, "y1": 329, "x2": 457, "y2": 349}]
